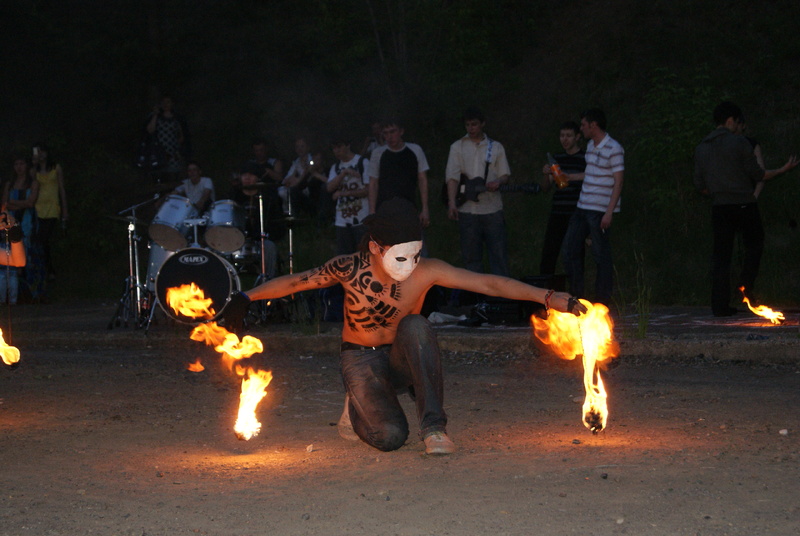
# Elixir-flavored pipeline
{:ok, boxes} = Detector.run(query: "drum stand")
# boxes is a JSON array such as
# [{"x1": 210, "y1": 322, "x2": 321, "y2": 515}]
[{"x1": 108, "y1": 197, "x2": 158, "y2": 329}]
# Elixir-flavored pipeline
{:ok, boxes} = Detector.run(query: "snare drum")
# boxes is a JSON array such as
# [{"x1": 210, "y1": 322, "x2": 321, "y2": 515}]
[
  {"x1": 155, "y1": 247, "x2": 240, "y2": 324},
  {"x1": 204, "y1": 200, "x2": 245, "y2": 253},
  {"x1": 149, "y1": 195, "x2": 198, "y2": 251}
]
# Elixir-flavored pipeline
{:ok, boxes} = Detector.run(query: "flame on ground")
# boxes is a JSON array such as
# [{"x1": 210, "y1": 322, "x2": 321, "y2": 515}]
[
  {"x1": 167, "y1": 284, "x2": 270, "y2": 440},
  {"x1": 186, "y1": 359, "x2": 205, "y2": 372},
  {"x1": 234, "y1": 367, "x2": 273, "y2": 440},
  {"x1": 532, "y1": 300, "x2": 619, "y2": 433},
  {"x1": 0, "y1": 328, "x2": 20, "y2": 366},
  {"x1": 739, "y1": 286, "x2": 785, "y2": 325}
]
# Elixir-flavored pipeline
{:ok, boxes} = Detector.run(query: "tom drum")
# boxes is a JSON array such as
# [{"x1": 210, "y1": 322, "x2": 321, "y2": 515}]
[
  {"x1": 149, "y1": 195, "x2": 198, "y2": 251},
  {"x1": 204, "y1": 200, "x2": 245, "y2": 253}
]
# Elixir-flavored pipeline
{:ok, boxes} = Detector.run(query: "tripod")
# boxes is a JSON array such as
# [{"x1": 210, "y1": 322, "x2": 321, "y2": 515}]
[{"x1": 107, "y1": 196, "x2": 158, "y2": 329}]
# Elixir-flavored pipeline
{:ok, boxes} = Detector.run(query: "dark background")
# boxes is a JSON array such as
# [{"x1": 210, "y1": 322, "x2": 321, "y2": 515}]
[{"x1": 2, "y1": 0, "x2": 800, "y2": 307}]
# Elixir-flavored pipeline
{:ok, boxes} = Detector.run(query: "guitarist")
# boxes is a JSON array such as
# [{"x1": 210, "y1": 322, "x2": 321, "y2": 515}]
[{"x1": 445, "y1": 107, "x2": 512, "y2": 278}]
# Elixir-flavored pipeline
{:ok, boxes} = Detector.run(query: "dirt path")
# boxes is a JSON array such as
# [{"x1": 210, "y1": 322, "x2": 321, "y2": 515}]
[{"x1": 2, "y1": 336, "x2": 798, "y2": 536}]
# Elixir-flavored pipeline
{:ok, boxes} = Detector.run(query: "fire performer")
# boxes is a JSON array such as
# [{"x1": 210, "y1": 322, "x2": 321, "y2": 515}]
[{"x1": 221, "y1": 197, "x2": 585, "y2": 455}]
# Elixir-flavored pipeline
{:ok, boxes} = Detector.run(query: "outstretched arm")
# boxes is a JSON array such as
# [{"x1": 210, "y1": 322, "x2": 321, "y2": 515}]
[{"x1": 426, "y1": 259, "x2": 585, "y2": 315}]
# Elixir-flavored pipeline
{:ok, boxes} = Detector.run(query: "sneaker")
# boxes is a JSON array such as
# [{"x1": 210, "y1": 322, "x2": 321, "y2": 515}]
[
  {"x1": 337, "y1": 395, "x2": 359, "y2": 441},
  {"x1": 424, "y1": 431, "x2": 456, "y2": 455}
]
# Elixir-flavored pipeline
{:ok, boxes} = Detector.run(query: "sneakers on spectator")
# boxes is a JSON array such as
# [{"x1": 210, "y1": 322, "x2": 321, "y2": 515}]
[
  {"x1": 424, "y1": 431, "x2": 456, "y2": 455},
  {"x1": 337, "y1": 395, "x2": 359, "y2": 441}
]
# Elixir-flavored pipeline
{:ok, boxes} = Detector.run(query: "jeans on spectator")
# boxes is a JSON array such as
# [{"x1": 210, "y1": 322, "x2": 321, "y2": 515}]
[
  {"x1": 540, "y1": 211, "x2": 578, "y2": 276},
  {"x1": 0, "y1": 266, "x2": 19, "y2": 304},
  {"x1": 335, "y1": 224, "x2": 366, "y2": 256},
  {"x1": 562, "y1": 208, "x2": 613, "y2": 305},
  {"x1": 457, "y1": 210, "x2": 510, "y2": 276},
  {"x1": 711, "y1": 203, "x2": 763, "y2": 313},
  {"x1": 339, "y1": 315, "x2": 446, "y2": 451}
]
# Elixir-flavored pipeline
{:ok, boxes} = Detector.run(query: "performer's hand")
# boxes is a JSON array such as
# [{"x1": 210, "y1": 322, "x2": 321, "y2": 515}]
[
  {"x1": 221, "y1": 292, "x2": 251, "y2": 333},
  {"x1": 553, "y1": 292, "x2": 587, "y2": 316}
]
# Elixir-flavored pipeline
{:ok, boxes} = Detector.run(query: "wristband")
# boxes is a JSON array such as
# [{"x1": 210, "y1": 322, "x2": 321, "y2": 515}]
[
  {"x1": 544, "y1": 289, "x2": 555, "y2": 314},
  {"x1": 6, "y1": 225, "x2": 23, "y2": 243}
]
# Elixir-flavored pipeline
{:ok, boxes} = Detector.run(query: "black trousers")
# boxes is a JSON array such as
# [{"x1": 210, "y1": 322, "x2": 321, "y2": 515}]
[{"x1": 711, "y1": 203, "x2": 764, "y2": 312}]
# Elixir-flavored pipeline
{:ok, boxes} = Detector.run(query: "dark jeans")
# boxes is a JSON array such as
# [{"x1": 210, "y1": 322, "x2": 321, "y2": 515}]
[
  {"x1": 711, "y1": 203, "x2": 764, "y2": 312},
  {"x1": 540, "y1": 211, "x2": 579, "y2": 276},
  {"x1": 339, "y1": 315, "x2": 446, "y2": 451},
  {"x1": 561, "y1": 208, "x2": 613, "y2": 305},
  {"x1": 335, "y1": 223, "x2": 366, "y2": 256},
  {"x1": 458, "y1": 210, "x2": 510, "y2": 276}
]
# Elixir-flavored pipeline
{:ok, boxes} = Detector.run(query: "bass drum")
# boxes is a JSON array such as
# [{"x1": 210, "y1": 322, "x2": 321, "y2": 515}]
[{"x1": 155, "y1": 247, "x2": 240, "y2": 324}]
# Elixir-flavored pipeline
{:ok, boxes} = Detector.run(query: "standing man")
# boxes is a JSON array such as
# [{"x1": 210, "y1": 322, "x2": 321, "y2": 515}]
[
  {"x1": 561, "y1": 108, "x2": 624, "y2": 306},
  {"x1": 327, "y1": 135, "x2": 370, "y2": 255},
  {"x1": 694, "y1": 101, "x2": 798, "y2": 316},
  {"x1": 368, "y1": 119, "x2": 430, "y2": 228},
  {"x1": 539, "y1": 121, "x2": 586, "y2": 277},
  {"x1": 279, "y1": 137, "x2": 326, "y2": 217},
  {"x1": 445, "y1": 106, "x2": 512, "y2": 277}
]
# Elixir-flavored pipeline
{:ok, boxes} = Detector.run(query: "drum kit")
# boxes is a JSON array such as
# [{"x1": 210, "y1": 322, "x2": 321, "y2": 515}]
[{"x1": 108, "y1": 183, "x2": 296, "y2": 331}]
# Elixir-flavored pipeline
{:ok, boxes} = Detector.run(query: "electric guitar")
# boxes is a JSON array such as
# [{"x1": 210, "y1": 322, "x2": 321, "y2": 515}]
[{"x1": 454, "y1": 174, "x2": 541, "y2": 207}]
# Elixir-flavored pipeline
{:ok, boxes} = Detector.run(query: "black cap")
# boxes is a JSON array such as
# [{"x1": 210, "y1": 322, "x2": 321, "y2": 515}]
[
  {"x1": 240, "y1": 161, "x2": 262, "y2": 177},
  {"x1": 364, "y1": 197, "x2": 422, "y2": 246}
]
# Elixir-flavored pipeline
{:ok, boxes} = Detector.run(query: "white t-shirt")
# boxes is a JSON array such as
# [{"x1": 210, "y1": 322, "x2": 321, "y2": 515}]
[
  {"x1": 175, "y1": 177, "x2": 215, "y2": 207},
  {"x1": 328, "y1": 155, "x2": 370, "y2": 227}
]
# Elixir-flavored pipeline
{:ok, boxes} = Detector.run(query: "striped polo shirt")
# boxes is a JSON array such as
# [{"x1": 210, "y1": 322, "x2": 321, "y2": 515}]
[{"x1": 577, "y1": 134, "x2": 624, "y2": 213}]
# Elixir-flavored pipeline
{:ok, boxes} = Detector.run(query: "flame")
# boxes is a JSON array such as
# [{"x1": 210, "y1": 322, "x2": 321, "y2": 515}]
[
  {"x1": 532, "y1": 300, "x2": 619, "y2": 432},
  {"x1": 167, "y1": 284, "x2": 270, "y2": 440},
  {"x1": 166, "y1": 283, "x2": 215, "y2": 319},
  {"x1": 186, "y1": 359, "x2": 205, "y2": 372},
  {"x1": 0, "y1": 328, "x2": 20, "y2": 366},
  {"x1": 739, "y1": 287, "x2": 784, "y2": 325},
  {"x1": 234, "y1": 367, "x2": 273, "y2": 440}
]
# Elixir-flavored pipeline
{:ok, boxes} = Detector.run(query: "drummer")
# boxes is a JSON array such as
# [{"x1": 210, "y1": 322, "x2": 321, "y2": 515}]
[
  {"x1": 170, "y1": 160, "x2": 215, "y2": 213},
  {"x1": 230, "y1": 162, "x2": 278, "y2": 279}
]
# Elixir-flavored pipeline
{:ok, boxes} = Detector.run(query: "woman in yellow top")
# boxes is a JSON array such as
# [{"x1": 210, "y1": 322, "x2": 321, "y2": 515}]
[{"x1": 31, "y1": 144, "x2": 67, "y2": 282}]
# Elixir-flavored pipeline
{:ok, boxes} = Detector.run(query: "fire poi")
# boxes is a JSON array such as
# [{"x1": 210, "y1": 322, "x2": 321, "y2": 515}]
[
  {"x1": 166, "y1": 283, "x2": 271, "y2": 440},
  {"x1": 0, "y1": 328, "x2": 21, "y2": 366},
  {"x1": 531, "y1": 299, "x2": 618, "y2": 433},
  {"x1": 739, "y1": 286, "x2": 785, "y2": 325}
]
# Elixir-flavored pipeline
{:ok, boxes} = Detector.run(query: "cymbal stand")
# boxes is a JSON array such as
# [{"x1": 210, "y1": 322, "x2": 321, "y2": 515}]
[
  {"x1": 108, "y1": 198, "x2": 155, "y2": 329},
  {"x1": 287, "y1": 191, "x2": 295, "y2": 275},
  {"x1": 250, "y1": 192, "x2": 270, "y2": 325}
]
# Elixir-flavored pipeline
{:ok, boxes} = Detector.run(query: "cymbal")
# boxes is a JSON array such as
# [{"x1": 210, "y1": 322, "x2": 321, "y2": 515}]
[
  {"x1": 107, "y1": 215, "x2": 147, "y2": 226},
  {"x1": 279, "y1": 215, "x2": 309, "y2": 224},
  {"x1": 146, "y1": 181, "x2": 180, "y2": 194},
  {"x1": 238, "y1": 182, "x2": 275, "y2": 190}
]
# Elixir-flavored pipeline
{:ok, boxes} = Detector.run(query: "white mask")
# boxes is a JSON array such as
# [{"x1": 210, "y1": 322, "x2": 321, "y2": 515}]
[{"x1": 378, "y1": 241, "x2": 422, "y2": 281}]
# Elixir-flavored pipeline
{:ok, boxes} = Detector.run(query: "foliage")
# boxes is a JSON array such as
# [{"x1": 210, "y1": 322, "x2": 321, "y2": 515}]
[{"x1": 3, "y1": 1, "x2": 800, "y2": 307}]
